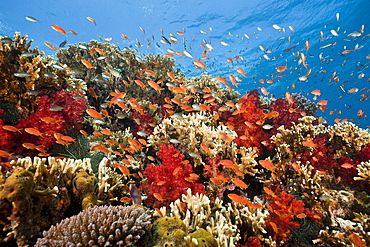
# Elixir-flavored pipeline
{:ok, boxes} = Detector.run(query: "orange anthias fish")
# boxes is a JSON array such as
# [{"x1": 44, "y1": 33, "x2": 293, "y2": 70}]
[
  {"x1": 0, "y1": 150, "x2": 14, "y2": 157},
  {"x1": 2, "y1": 125, "x2": 22, "y2": 133},
  {"x1": 86, "y1": 16, "x2": 97, "y2": 25},
  {"x1": 192, "y1": 60, "x2": 207, "y2": 69},
  {"x1": 276, "y1": 66, "x2": 288, "y2": 73},
  {"x1": 86, "y1": 109, "x2": 103, "y2": 119},
  {"x1": 50, "y1": 25, "x2": 68, "y2": 35},
  {"x1": 25, "y1": 127, "x2": 43, "y2": 136},
  {"x1": 147, "y1": 80, "x2": 162, "y2": 92},
  {"x1": 81, "y1": 59, "x2": 93, "y2": 68},
  {"x1": 44, "y1": 42, "x2": 59, "y2": 50},
  {"x1": 259, "y1": 159, "x2": 275, "y2": 171},
  {"x1": 231, "y1": 178, "x2": 249, "y2": 189},
  {"x1": 236, "y1": 68, "x2": 246, "y2": 76},
  {"x1": 311, "y1": 89, "x2": 321, "y2": 96},
  {"x1": 228, "y1": 193, "x2": 251, "y2": 204}
]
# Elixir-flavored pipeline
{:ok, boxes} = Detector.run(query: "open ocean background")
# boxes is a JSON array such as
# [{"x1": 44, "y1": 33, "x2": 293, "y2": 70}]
[{"x1": 1, "y1": 0, "x2": 369, "y2": 127}]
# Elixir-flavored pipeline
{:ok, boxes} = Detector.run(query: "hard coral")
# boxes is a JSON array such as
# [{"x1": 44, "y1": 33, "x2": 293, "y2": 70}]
[
  {"x1": 35, "y1": 205, "x2": 152, "y2": 247},
  {"x1": 147, "y1": 217, "x2": 187, "y2": 247},
  {"x1": 0, "y1": 156, "x2": 100, "y2": 246},
  {"x1": 141, "y1": 144, "x2": 205, "y2": 208},
  {"x1": 0, "y1": 32, "x2": 69, "y2": 116}
]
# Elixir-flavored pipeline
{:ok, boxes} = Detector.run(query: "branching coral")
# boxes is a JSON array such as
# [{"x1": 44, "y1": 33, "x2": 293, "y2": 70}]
[
  {"x1": 162, "y1": 188, "x2": 241, "y2": 247},
  {"x1": 148, "y1": 112, "x2": 237, "y2": 166},
  {"x1": 0, "y1": 32, "x2": 70, "y2": 116},
  {"x1": 35, "y1": 205, "x2": 152, "y2": 247}
]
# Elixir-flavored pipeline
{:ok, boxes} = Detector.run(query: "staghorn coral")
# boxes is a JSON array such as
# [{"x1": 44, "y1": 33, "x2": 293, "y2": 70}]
[
  {"x1": 0, "y1": 156, "x2": 115, "y2": 246},
  {"x1": 163, "y1": 188, "x2": 241, "y2": 247},
  {"x1": 355, "y1": 160, "x2": 370, "y2": 183},
  {"x1": 35, "y1": 205, "x2": 152, "y2": 247},
  {"x1": 148, "y1": 112, "x2": 237, "y2": 166}
]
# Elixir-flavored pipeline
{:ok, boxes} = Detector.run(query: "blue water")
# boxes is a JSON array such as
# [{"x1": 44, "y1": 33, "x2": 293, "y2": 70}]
[{"x1": 1, "y1": 0, "x2": 369, "y2": 126}]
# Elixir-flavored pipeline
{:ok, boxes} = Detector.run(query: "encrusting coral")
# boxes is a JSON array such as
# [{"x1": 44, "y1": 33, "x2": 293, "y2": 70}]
[{"x1": 35, "y1": 205, "x2": 152, "y2": 247}]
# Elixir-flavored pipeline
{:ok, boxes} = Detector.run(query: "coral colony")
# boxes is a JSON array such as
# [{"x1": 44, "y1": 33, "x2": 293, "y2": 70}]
[{"x1": 0, "y1": 32, "x2": 369, "y2": 247}]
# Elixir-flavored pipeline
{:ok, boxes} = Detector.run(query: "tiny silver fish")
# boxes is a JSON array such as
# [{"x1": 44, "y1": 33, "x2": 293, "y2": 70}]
[
  {"x1": 14, "y1": 72, "x2": 31, "y2": 77},
  {"x1": 25, "y1": 16, "x2": 40, "y2": 23},
  {"x1": 49, "y1": 105, "x2": 64, "y2": 111}
]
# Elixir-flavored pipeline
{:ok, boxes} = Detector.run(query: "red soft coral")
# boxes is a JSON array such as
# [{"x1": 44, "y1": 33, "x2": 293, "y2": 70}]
[
  {"x1": 226, "y1": 90, "x2": 267, "y2": 154},
  {"x1": 265, "y1": 187, "x2": 320, "y2": 243},
  {"x1": 0, "y1": 109, "x2": 13, "y2": 150},
  {"x1": 141, "y1": 144, "x2": 205, "y2": 208},
  {"x1": 12, "y1": 90, "x2": 87, "y2": 156}
]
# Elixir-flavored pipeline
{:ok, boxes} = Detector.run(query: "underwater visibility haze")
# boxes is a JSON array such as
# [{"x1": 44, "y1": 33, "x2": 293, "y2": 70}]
[{"x1": 0, "y1": 0, "x2": 370, "y2": 246}]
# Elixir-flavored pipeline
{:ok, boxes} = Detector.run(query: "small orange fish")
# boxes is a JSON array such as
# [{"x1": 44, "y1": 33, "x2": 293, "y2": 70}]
[
  {"x1": 153, "y1": 193, "x2": 164, "y2": 201},
  {"x1": 296, "y1": 213, "x2": 306, "y2": 218},
  {"x1": 80, "y1": 130, "x2": 88, "y2": 136},
  {"x1": 147, "y1": 80, "x2": 162, "y2": 92},
  {"x1": 44, "y1": 41, "x2": 59, "y2": 50},
  {"x1": 41, "y1": 117, "x2": 61, "y2": 124},
  {"x1": 228, "y1": 193, "x2": 251, "y2": 204},
  {"x1": 236, "y1": 68, "x2": 246, "y2": 76},
  {"x1": 276, "y1": 66, "x2": 288, "y2": 72},
  {"x1": 22, "y1": 143, "x2": 37, "y2": 150},
  {"x1": 285, "y1": 92, "x2": 294, "y2": 104},
  {"x1": 231, "y1": 178, "x2": 248, "y2": 189},
  {"x1": 219, "y1": 132, "x2": 233, "y2": 142},
  {"x1": 260, "y1": 87, "x2": 269, "y2": 96},
  {"x1": 341, "y1": 163, "x2": 354, "y2": 169},
  {"x1": 0, "y1": 150, "x2": 13, "y2": 158},
  {"x1": 134, "y1": 80, "x2": 146, "y2": 88},
  {"x1": 184, "y1": 173, "x2": 199, "y2": 183},
  {"x1": 50, "y1": 25, "x2": 68, "y2": 35},
  {"x1": 86, "y1": 109, "x2": 103, "y2": 119},
  {"x1": 92, "y1": 144, "x2": 110, "y2": 153},
  {"x1": 81, "y1": 59, "x2": 93, "y2": 68},
  {"x1": 61, "y1": 135, "x2": 75, "y2": 142},
  {"x1": 302, "y1": 138, "x2": 317, "y2": 149},
  {"x1": 192, "y1": 60, "x2": 206, "y2": 69},
  {"x1": 259, "y1": 159, "x2": 275, "y2": 171},
  {"x1": 119, "y1": 197, "x2": 132, "y2": 203},
  {"x1": 25, "y1": 127, "x2": 42, "y2": 136},
  {"x1": 317, "y1": 100, "x2": 328, "y2": 106},
  {"x1": 69, "y1": 30, "x2": 79, "y2": 35},
  {"x1": 2, "y1": 125, "x2": 22, "y2": 133},
  {"x1": 349, "y1": 233, "x2": 365, "y2": 247},
  {"x1": 311, "y1": 89, "x2": 321, "y2": 96},
  {"x1": 86, "y1": 16, "x2": 97, "y2": 25},
  {"x1": 101, "y1": 129, "x2": 113, "y2": 135},
  {"x1": 89, "y1": 87, "x2": 99, "y2": 99}
]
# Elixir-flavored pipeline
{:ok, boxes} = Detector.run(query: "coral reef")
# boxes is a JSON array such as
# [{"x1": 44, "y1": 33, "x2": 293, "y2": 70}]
[{"x1": 35, "y1": 205, "x2": 152, "y2": 246}]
